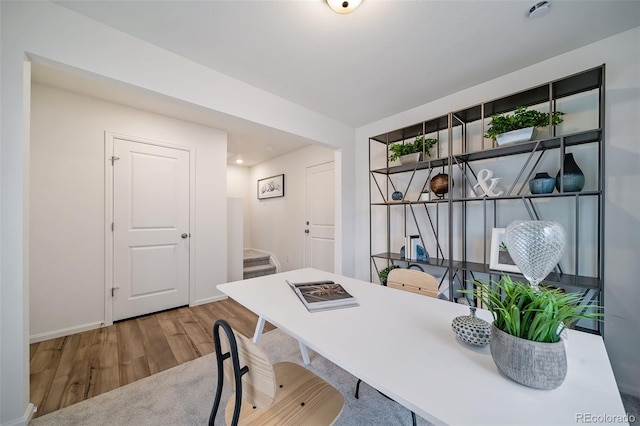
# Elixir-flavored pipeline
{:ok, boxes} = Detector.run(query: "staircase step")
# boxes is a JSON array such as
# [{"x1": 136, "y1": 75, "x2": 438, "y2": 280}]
[
  {"x1": 243, "y1": 250, "x2": 272, "y2": 268},
  {"x1": 244, "y1": 256, "x2": 271, "y2": 268},
  {"x1": 243, "y1": 264, "x2": 277, "y2": 279}
]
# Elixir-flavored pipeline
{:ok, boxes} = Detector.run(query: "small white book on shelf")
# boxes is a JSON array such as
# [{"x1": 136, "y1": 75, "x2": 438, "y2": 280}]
[
  {"x1": 406, "y1": 235, "x2": 419, "y2": 260},
  {"x1": 286, "y1": 280, "x2": 358, "y2": 312}
]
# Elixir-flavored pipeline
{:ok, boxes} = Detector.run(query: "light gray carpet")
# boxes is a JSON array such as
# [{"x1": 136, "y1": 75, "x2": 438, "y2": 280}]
[
  {"x1": 622, "y1": 393, "x2": 640, "y2": 425},
  {"x1": 30, "y1": 328, "x2": 640, "y2": 426},
  {"x1": 31, "y1": 329, "x2": 431, "y2": 425}
]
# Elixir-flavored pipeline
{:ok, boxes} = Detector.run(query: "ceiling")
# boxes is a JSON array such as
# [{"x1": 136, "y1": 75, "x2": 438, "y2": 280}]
[
  {"x1": 31, "y1": 61, "x2": 314, "y2": 166},
  {"x1": 39, "y1": 0, "x2": 640, "y2": 165}
]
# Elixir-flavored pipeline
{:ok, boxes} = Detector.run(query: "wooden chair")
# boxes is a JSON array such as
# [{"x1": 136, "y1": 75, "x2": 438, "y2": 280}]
[
  {"x1": 355, "y1": 268, "x2": 439, "y2": 426},
  {"x1": 386, "y1": 268, "x2": 438, "y2": 298},
  {"x1": 209, "y1": 319, "x2": 344, "y2": 426}
]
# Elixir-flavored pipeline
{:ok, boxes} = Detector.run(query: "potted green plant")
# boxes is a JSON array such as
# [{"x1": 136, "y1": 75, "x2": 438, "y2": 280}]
[
  {"x1": 465, "y1": 276, "x2": 601, "y2": 389},
  {"x1": 378, "y1": 265, "x2": 399, "y2": 286},
  {"x1": 484, "y1": 106, "x2": 564, "y2": 145},
  {"x1": 389, "y1": 135, "x2": 437, "y2": 164}
]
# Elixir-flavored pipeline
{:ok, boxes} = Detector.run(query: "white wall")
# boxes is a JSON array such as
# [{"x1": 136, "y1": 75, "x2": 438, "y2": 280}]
[
  {"x1": 226, "y1": 165, "x2": 250, "y2": 282},
  {"x1": 227, "y1": 198, "x2": 244, "y2": 283},
  {"x1": 1, "y1": 3, "x2": 355, "y2": 422},
  {"x1": 227, "y1": 164, "x2": 252, "y2": 248},
  {"x1": 250, "y1": 145, "x2": 335, "y2": 272},
  {"x1": 356, "y1": 27, "x2": 640, "y2": 397},
  {"x1": 29, "y1": 83, "x2": 228, "y2": 340}
]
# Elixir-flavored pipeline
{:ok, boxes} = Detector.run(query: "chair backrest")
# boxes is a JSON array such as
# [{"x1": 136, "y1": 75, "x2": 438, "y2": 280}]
[
  {"x1": 210, "y1": 320, "x2": 344, "y2": 426},
  {"x1": 215, "y1": 321, "x2": 276, "y2": 408},
  {"x1": 387, "y1": 268, "x2": 438, "y2": 298}
]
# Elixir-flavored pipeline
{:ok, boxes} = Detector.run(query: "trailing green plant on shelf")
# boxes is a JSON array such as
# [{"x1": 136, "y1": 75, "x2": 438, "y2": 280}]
[
  {"x1": 388, "y1": 135, "x2": 438, "y2": 162},
  {"x1": 463, "y1": 276, "x2": 602, "y2": 343},
  {"x1": 378, "y1": 265, "x2": 400, "y2": 286},
  {"x1": 484, "y1": 106, "x2": 564, "y2": 140}
]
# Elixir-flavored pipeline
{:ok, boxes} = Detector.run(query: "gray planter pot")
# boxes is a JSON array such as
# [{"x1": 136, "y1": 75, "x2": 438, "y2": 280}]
[{"x1": 490, "y1": 323, "x2": 567, "y2": 390}]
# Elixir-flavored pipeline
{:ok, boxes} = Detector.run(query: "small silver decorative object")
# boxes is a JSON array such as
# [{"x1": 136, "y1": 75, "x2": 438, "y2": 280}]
[{"x1": 451, "y1": 306, "x2": 491, "y2": 346}]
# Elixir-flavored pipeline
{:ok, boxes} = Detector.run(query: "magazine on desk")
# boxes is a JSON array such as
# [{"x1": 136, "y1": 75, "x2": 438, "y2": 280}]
[{"x1": 286, "y1": 280, "x2": 358, "y2": 312}]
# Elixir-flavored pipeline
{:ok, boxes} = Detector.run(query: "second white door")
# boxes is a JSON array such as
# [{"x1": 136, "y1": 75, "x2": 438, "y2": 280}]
[
  {"x1": 304, "y1": 162, "x2": 335, "y2": 272},
  {"x1": 112, "y1": 137, "x2": 190, "y2": 321}
]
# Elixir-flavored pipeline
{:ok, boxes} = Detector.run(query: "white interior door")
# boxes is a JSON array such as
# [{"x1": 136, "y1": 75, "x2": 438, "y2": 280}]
[
  {"x1": 112, "y1": 138, "x2": 190, "y2": 321},
  {"x1": 304, "y1": 162, "x2": 335, "y2": 272}
]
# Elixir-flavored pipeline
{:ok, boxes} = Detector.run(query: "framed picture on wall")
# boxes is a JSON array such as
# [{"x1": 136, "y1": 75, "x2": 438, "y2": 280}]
[
  {"x1": 257, "y1": 174, "x2": 285, "y2": 199},
  {"x1": 489, "y1": 228, "x2": 521, "y2": 273}
]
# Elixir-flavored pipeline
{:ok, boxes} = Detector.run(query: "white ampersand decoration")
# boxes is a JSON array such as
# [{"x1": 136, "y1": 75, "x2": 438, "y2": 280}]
[{"x1": 473, "y1": 169, "x2": 504, "y2": 197}]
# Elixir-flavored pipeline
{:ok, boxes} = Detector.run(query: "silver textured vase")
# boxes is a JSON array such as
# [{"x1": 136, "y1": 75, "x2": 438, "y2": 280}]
[
  {"x1": 490, "y1": 323, "x2": 567, "y2": 390},
  {"x1": 451, "y1": 307, "x2": 491, "y2": 346}
]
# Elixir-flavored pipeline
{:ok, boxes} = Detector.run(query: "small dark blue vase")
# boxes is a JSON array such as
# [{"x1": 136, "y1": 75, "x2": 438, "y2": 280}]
[
  {"x1": 529, "y1": 172, "x2": 555, "y2": 194},
  {"x1": 392, "y1": 191, "x2": 403, "y2": 200},
  {"x1": 555, "y1": 153, "x2": 585, "y2": 192}
]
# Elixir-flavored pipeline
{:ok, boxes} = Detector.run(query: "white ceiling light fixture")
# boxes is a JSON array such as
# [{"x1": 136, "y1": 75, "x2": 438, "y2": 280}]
[
  {"x1": 236, "y1": 158, "x2": 244, "y2": 164},
  {"x1": 327, "y1": 0, "x2": 363, "y2": 14},
  {"x1": 528, "y1": 1, "x2": 551, "y2": 18}
]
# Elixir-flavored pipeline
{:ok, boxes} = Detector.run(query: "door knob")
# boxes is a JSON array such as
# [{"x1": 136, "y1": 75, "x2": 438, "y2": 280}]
[
  {"x1": 181, "y1": 233, "x2": 188, "y2": 239},
  {"x1": 304, "y1": 229, "x2": 310, "y2": 234}
]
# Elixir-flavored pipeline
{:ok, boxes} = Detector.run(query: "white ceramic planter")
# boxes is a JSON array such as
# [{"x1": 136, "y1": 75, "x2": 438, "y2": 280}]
[
  {"x1": 399, "y1": 153, "x2": 420, "y2": 164},
  {"x1": 495, "y1": 127, "x2": 535, "y2": 145}
]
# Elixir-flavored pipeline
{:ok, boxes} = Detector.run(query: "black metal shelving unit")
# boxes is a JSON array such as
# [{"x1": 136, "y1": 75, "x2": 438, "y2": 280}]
[
  {"x1": 369, "y1": 65, "x2": 605, "y2": 334},
  {"x1": 369, "y1": 113, "x2": 452, "y2": 295}
]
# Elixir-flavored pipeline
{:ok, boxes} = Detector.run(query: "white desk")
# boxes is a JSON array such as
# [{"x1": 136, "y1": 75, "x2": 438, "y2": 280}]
[{"x1": 218, "y1": 268, "x2": 627, "y2": 425}]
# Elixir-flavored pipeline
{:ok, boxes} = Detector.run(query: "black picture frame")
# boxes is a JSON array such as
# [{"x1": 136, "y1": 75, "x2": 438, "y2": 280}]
[{"x1": 257, "y1": 174, "x2": 285, "y2": 199}]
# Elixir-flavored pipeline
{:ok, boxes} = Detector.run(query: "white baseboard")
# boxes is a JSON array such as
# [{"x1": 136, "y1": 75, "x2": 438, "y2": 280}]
[
  {"x1": 29, "y1": 321, "x2": 104, "y2": 344},
  {"x1": 1, "y1": 403, "x2": 36, "y2": 426},
  {"x1": 618, "y1": 381, "x2": 640, "y2": 398},
  {"x1": 29, "y1": 297, "x2": 232, "y2": 342},
  {"x1": 191, "y1": 294, "x2": 227, "y2": 307}
]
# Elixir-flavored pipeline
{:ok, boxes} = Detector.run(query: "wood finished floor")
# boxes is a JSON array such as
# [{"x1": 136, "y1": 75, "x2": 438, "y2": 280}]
[{"x1": 29, "y1": 298, "x2": 275, "y2": 419}]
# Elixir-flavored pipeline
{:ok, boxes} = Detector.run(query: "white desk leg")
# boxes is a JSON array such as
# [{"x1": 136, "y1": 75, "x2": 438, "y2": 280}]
[
  {"x1": 253, "y1": 316, "x2": 266, "y2": 343},
  {"x1": 298, "y1": 341, "x2": 311, "y2": 365},
  {"x1": 253, "y1": 316, "x2": 309, "y2": 365}
]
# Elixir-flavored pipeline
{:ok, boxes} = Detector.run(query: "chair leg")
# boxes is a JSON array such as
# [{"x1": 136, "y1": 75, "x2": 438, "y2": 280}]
[{"x1": 354, "y1": 378, "x2": 362, "y2": 399}]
